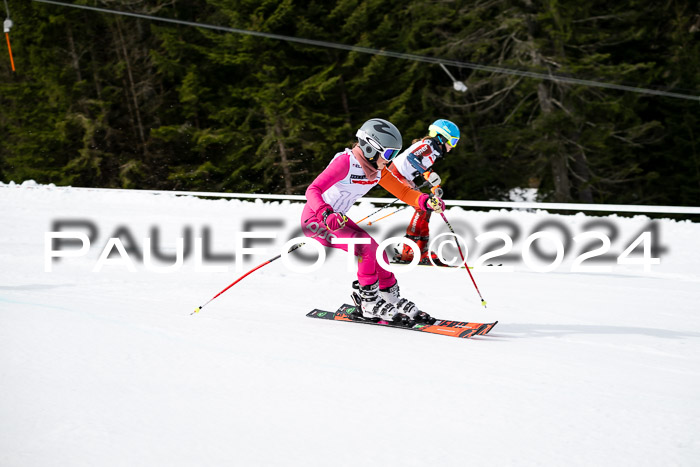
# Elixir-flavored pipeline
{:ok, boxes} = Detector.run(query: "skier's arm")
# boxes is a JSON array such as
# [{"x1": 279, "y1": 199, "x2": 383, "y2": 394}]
[
  {"x1": 406, "y1": 153, "x2": 429, "y2": 174},
  {"x1": 379, "y1": 168, "x2": 445, "y2": 213},
  {"x1": 406, "y1": 140, "x2": 443, "y2": 186},
  {"x1": 305, "y1": 153, "x2": 349, "y2": 213},
  {"x1": 378, "y1": 168, "x2": 422, "y2": 208}
]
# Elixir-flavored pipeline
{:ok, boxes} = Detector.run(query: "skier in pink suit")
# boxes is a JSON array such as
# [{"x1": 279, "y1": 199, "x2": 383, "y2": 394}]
[{"x1": 301, "y1": 118, "x2": 445, "y2": 325}]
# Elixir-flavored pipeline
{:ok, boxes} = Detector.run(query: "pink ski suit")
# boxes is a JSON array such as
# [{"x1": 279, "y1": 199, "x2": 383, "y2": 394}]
[{"x1": 302, "y1": 146, "x2": 424, "y2": 287}]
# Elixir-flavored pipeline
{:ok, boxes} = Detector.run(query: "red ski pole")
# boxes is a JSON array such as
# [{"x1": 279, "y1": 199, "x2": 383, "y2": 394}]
[
  {"x1": 439, "y1": 212, "x2": 487, "y2": 308},
  {"x1": 192, "y1": 232, "x2": 318, "y2": 315}
]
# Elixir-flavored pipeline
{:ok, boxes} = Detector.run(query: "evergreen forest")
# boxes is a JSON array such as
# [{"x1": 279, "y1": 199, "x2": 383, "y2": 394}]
[{"x1": 1, "y1": 0, "x2": 699, "y2": 206}]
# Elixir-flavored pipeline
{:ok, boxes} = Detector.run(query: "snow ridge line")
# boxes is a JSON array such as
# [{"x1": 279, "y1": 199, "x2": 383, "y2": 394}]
[{"x1": 2, "y1": 183, "x2": 699, "y2": 214}]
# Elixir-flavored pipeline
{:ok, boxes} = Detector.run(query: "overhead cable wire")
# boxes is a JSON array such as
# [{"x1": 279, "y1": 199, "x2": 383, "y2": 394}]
[{"x1": 33, "y1": 0, "x2": 700, "y2": 102}]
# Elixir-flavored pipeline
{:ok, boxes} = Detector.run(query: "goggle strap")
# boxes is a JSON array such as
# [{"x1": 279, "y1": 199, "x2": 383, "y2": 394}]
[{"x1": 358, "y1": 129, "x2": 400, "y2": 161}]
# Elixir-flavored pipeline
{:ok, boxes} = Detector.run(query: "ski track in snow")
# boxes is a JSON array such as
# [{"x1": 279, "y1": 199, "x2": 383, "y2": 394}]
[{"x1": 1, "y1": 182, "x2": 699, "y2": 467}]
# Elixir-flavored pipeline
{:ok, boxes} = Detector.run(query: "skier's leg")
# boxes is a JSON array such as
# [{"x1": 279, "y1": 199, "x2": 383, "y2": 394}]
[
  {"x1": 398, "y1": 208, "x2": 430, "y2": 262},
  {"x1": 302, "y1": 207, "x2": 410, "y2": 325}
]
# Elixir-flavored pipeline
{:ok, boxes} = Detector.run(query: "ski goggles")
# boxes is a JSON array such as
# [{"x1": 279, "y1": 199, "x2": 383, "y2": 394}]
[
  {"x1": 356, "y1": 129, "x2": 401, "y2": 161},
  {"x1": 445, "y1": 135, "x2": 460, "y2": 148}
]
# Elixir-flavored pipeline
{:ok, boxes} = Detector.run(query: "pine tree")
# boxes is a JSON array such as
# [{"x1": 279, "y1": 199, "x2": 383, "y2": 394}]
[{"x1": 1, "y1": 0, "x2": 697, "y2": 208}]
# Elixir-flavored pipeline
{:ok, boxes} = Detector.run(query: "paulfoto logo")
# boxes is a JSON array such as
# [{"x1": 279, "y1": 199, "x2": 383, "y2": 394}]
[
  {"x1": 44, "y1": 219, "x2": 286, "y2": 274},
  {"x1": 44, "y1": 216, "x2": 666, "y2": 274},
  {"x1": 42, "y1": 218, "x2": 418, "y2": 274}
]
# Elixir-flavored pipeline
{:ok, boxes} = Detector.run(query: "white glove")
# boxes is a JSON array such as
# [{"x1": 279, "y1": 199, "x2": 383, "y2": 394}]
[{"x1": 425, "y1": 171, "x2": 441, "y2": 187}]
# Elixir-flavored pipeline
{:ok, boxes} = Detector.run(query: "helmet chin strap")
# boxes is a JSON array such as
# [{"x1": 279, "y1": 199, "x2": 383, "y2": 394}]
[{"x1": 433, "y1": 135, "x2": 447, "y2": 154}]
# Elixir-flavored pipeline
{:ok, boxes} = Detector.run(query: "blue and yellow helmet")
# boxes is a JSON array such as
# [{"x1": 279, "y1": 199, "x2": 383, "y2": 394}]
[{"x1": 428, "y1": 119, "x2": 460, "y2": 148}]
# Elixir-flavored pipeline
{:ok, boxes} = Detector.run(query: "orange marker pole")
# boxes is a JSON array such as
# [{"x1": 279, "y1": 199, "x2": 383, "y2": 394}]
[
  {"x1": 5, "y1": 32, "x2": 14, "y2": 71},
  {"x1": 358, "y1": 181, "x2": 430, "y2": 225},
  {"x1": 357, "y1": 198, "x2": 400, "y2": 224},
  {"x1": 367, "y1": 206, "x2": 407, "y2": 226}
]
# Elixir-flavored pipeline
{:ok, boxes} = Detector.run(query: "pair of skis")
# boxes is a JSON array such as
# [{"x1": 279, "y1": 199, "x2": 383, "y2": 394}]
[{"x1": 307, "y1": 303, "x2": 497, "y2": 339}]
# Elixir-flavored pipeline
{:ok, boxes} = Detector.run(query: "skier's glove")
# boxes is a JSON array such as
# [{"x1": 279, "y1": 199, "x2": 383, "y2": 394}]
[
  {"x1": 424, "y1": 171, "x2": 441, "y2": 187},
  {"x1": 322, "y1": 208, "x2": 348, "y2": 231},
  {"x1": 419, "y1": 193, "x2": 445, "y2": 214}
]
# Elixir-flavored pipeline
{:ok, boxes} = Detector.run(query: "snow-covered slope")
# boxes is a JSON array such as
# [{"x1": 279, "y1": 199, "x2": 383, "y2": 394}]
[{"x1": 1, "y1": 182, "x2": 699, "y2": 467}]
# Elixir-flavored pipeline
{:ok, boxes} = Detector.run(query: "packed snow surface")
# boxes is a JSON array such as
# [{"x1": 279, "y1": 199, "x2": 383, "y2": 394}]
[{"x1": 1, "y1": 181, "x2": 699, "y2": 466}]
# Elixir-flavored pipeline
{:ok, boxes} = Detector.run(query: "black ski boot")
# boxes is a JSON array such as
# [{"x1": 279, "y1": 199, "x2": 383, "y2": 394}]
[
  {"x1": 351, "y1": 281, "x2": 413, "y2": 326},
  {"x1": 379, "y1": 280, "x2": 436, "y2": 325}
]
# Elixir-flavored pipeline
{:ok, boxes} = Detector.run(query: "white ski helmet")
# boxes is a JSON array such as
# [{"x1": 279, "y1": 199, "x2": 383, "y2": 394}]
[{"x1": 356, "y1": 118, "x2": 402, "y2": 164}]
